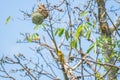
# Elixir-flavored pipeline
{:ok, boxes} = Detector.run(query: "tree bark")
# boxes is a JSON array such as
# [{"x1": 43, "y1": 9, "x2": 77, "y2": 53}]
[{"x1": 97, "y1": 0, "x2": 117, "y2": 80}]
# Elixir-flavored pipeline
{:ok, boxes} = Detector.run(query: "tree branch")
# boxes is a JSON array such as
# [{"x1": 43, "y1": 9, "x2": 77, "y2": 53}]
[{"x1": 109, "y1": 16, "x2": 120, "y2": 36}]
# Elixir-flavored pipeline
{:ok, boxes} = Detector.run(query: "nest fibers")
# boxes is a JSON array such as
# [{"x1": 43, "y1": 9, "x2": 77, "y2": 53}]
[
  {"x1": 32, "y1": 12, "x2": 44, "y2": 25},
  {"x1": 32, "y1": 4, "x2": 49, "y2": 25}
]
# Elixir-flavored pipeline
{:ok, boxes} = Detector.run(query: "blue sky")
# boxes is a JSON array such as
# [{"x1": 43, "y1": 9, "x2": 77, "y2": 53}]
[
  {"x1": 0, "y1": 0, "x2": 63, "y2": 80},
  {"x1": 0, "y1": 0, "x2": 65, "y2": 56},
  {"x1": 0, "y1": 0, "x2": 120, "y2": 80},
  {"x1": 0, "y1": 0, "x2": 37, "y2": 56},
  {"x1": 0, "y1": 0, "x2": 119, "y2": 57}
]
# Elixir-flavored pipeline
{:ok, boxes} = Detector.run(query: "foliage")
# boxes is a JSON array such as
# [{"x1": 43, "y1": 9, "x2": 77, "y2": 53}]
[
  {"x1": 5, "y1": 16, "x2": 11, "y2": 25},
  {"x1": 1, "y1": 0, "x2": 120, "y2": 80}
]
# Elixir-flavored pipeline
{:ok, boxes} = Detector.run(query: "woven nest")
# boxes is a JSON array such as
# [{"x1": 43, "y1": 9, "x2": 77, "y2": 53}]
[{"x1": 32, "y1": 12, "x2": 44, "y2": 25}]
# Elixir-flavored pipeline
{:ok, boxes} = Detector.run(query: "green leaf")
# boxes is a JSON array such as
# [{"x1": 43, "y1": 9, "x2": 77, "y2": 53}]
[
  {"x1": 118, "y1": 53, "x2": 120, "y2": 60},
  {"x1": 28, "y1": 37, "x2": 32, "y2": 42},
  {"x1": 32, "y1": 33, "x2": 39, "y2": 40},
  {"x1": 58, "y1": 28, "x2": 64, "y2": 37},
  {"x1": 80, "y1": 11, "x2": 88, "y2": 17},
  {"x1": 86, "y1": 44, "x2": 94, "y2": 54},
  {"x1": 75, "y1": 24, "x2": 83, "y2": 40},
  {"x1": 86, "y1": 21, "x2": 93, "y2": 26},
  {"x1": 65, "y1": 30, "x2": 70, "y2": 41},
  {"x1": 54, "y1": 28, "x2": 59, "y2": 36},
  {"x1": 86, "y1": 30, "x2": 91, "y2": 39},
  {"x1": 110, "y1": 51, "x2": 115, "y2": 58},
  {"x1": 54, "y1": 28, "x2": 64, "y2": 37},
  {"x1": 34, "y1": 24, "x2": 46, "y2": 30},
  {"x1": 83, "y1": 24, "x2": 88, "y2": 31},
  {"x1": 70, "y1": 40, "x2": 77, "y2": 48},
  {"x1": 5, "y1": 16, "x2": 11, "y2": 25},
  {"x1": 32, "y1": 33, "x2": 38, "y2": 38},
  {"x1": 25, "y1": 33, "x2": 32, "y2": 42},
  {"x1": 34, "y1": 25, "x2": 40, "y2": 30}
]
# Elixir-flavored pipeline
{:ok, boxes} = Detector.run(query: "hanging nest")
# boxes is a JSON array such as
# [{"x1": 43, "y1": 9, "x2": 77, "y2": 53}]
[
  {"x1": 32, "y1": 12, "x2": 44, "y2": 25},
  {"x1": 32, "y1": 4, "x2": 49, "y2": 25}
]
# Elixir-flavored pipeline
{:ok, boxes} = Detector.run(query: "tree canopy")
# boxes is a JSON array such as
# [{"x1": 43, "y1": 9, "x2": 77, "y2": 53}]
[{"x1": 0, "y1": 0, "x2": 120, "y2": 80}]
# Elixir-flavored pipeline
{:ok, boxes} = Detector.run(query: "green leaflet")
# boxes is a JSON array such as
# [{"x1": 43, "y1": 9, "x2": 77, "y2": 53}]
[
  {"x1": 75, "y1": 24, "x2": 83, "y2": 40},
  {"x1": 55, "y1": 28, "x2": 64, "y2": 37},
  {"x1": 27, "y1": 33, "x2": 39, "y2": 42},
  {"x1": 118, "y1": 53, "x2": 120, "y2": 60},
  {"x1": 26, "y1": 33, "x2": 32, "y2": 42},
  {"x1": 55, "y1": 28, "x2": 70, "y2": 40},
  {"x1": 32, "y1": 33, "x2": 39, "y2": 39},
  {"x1": 86, "y1": 43, "x2": 94, "y2": 54},
  {"x1": 5, "y1": 16, "x2": 11, "y2": 25},
  {"x1": 86, "y1": 21, "x2": 93, "y2": 26},
  {"x1": 70, "y1": 40, "x2": 77, "y2": 48},
  {"x1": 86, "y1": 21, "x2": 95, "y2": 29},
  {"x1": 28, "y1": 36, "x2": 32, "y2": 42},
  {"x1": 83, "y1": 24, "x2": 88, "y2": 31},
  {"x1": 34, "y1": 25, "x2": 40, "y2": 30},
  {"x1": 34, "y1": 24, "x2": 46, "y2": 30},
  {"x1": 58, "y1": 28, "x2": 64, "y2": 37},
  {"x1": 86, "y1": 30, "x2": 91, "y2": 39},
  {"x1": 55, "y1": 28, "x2": 59, "y2": 36},
  {"x1": 80, "y1": 11, "x2": 88, "y2": 17},
  {"x1": 95, "y1": 72, "x2": 103, "y2": 80},
  {"x1": 65, "y1": 30, "x2": 70, "y2": 41}
]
